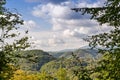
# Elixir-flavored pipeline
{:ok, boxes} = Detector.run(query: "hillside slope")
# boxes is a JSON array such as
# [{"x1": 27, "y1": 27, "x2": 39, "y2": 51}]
[
  {"x1": 49, "y1": 48, "x2": 98, "y2": 59},
  {"x1": 18, "y1": 50, "x2": 56, "y2": 71}
]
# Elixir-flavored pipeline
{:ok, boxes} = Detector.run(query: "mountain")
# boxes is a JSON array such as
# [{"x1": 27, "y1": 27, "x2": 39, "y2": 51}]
[
  {"x1": 49, "y1": 48, "x2": 98, "y2": 59},
  {"x1": 73, "y1": 48, "x2": 98, "y2": 58},
  {"x1": 40, "y1": 48, "x2": 98, "y2": 73},
  {"x1": 18, "y1": 50, "x2": 56, "y2": 71},
  {"x1": 48, "y1": 48, "x2": 76, "y2": 58},
  {"x1": 17, "y1": 48, "x2": 98, "y2": 71},
  {"x1": 40, "y1": 58, "x2": 85, "y2": 73}
]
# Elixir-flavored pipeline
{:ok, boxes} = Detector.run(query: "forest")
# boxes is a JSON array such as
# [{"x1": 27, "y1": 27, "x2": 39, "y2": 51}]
[{"x1": 0, "y1": 0, "x2": 120, "y2": 80}]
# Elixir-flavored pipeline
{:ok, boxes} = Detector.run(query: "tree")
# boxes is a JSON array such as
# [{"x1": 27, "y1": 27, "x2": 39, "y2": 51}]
[
  {"x1": 72, "y1": 53, "x2": 92, "y2": 80},
  {"x1": 55, "y1": 67, "x2": 70, "y2": 80},
  {"x1": 0, "y1": 0, "x2": 30, "y2": 79},
  {"x1": 37, "y1": 71, "x2": 54, "y2": 80},
  {"x1": 72, "y1": 0, "x2": 120, "y2": 79}
]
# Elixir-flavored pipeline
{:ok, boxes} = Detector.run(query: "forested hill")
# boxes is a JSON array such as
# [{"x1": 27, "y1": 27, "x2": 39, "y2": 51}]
[
  {"x1": 18, "y1": 50, "x2": 56, "y2": 71},
  {"x1": 41, "y1": 48, "x2": 98, "y2": 73},
  {"x1": 49, "y1": 48, "x2": 98, "y2": 59},
  {"x1": 17, "y1": 49, "x2": 98, "y2": 71}
]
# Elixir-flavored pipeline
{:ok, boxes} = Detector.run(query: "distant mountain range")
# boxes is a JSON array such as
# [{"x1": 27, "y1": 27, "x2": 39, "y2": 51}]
[
  {"x1": 17, "y1": 48, "x2": 99, "y2": 71},
  {"x1": 49, "y1": 48, "x2": 98, "y2": 59},
  {"x1": 41, "y1": 48, "x2": 98, "y2": 73},
  {"x1": 18, "y1": 50, "x2": 55, "y2": 71}
]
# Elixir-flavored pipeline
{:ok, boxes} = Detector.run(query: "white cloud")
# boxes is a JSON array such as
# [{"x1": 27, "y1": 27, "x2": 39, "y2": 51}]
[
  {"x1": 29, "y1": 0, "x2": 109, "y2": 51},
  {"x1": 48, "y1": 35, "x2": 65, "y2": 46},
  {"x1": 32, "y1": 1, "x2": 102, "y2": 31},
  {"x1": 63, "y1": 28, "x2": 87, "y2": 38},
  {"x1": 24, "y1": 29, "x2": 91, "y2": 51},
  {"x1": 23, "y1": 20, "x2": 37, "y2": 29}
]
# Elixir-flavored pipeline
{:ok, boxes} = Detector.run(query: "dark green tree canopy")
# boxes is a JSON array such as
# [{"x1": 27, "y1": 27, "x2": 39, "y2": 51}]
[
  {"x1": 0, "y1": 0, "x2": 30, "y2": 79},
  {"x1": 72, "y1": 0, "x2": 120, "y2": 79},
  {"x1": 72, "y1": 0, "x2": 120, "y2": 27}
]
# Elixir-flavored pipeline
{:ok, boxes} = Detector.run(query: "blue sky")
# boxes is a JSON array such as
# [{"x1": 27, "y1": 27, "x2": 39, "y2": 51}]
[
  {"x1": 5, "y1": 0, "x2": 51, "y2": 31},
  {"x1": 4, "y1": 0, "x2": 108, "y2": 51}
]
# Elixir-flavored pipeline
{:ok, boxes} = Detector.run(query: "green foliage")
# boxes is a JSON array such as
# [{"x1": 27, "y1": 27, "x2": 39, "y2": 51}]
[
  {"x1": 10, "y1": 70, "x2": 39, "y2": 80},
  {"x1": 72, "y1": 0, "x2": 120, "y2": 80},
  {"x1": 40, "y1": 58, "x2": 82, "y2": 73},
  {"x1": 18, "y1": 50, "x2": 55, "y2": 71},
  {"x1": 41, "y1": 49, "x2": 99, "y2": 80},
  {"x1": 0, "y1": 0, "x2": 6, "y2": 14},
  {"x1": 37, "y1": 71, "x2": 54, "y2": 80},
  {"x1": 0, "y1": 1, "x2": 30, "y2": 79},
  {"x1": 74, "y1": 67, "x2": 92, "y2": 80},
  {"x1": 72, "y1": 0, "x2": 120, "y2": 27},
  {"x1": 72, "y1": 53, "x2": 93, "y2": 80},
  {"x1": 10, "y1": 69, "x2": 68, "y2": 80},
  {"x1": 8, "y1": 48, "x2": 99, "y2": 80},
  {"x1": 55, "y1": 67, "x2": 70, "y2": 80}
]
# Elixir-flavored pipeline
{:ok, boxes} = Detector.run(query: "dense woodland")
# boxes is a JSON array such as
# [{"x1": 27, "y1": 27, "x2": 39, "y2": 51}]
[{"x1": 0, "y1": 0, "x2": 120, "y2": 80}]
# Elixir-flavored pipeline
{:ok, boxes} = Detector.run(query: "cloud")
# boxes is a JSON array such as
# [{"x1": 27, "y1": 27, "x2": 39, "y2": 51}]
[
  {"x1": 32, "y1": 3, "x2": 89, "y2": 19},
  {"x1": 63, "y1": 28, "x2": 87, "y2": 38},
  {"x1": 24, "y1": 29, "x2": 93, "y2": 51},
  {"x1": 32, "y1": 1, "x2": 102, "y2": 31},
  {"x1": 52, "y1": 19, "x2": 99, "y2": 31},
  {"x1": 48, "y1": 35, "x2": 65, "y2": 46},
  {"x1": 32, "y1": 40, "x2": 49, "y2": 48},
  {"x1": 23, "y1": 20, "x2": 37, "y2": 29},
  {"x1": 29, "y1": 0, "x2": 108, "y2": 51},
  {"x1": 27, "y1": 31, "x2": 66, "y2": 51}
]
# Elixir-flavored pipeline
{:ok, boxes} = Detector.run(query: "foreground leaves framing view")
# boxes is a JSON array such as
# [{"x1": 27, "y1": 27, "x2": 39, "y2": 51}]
[
  {"x1": 0, "y1": 0, "x2": 30, "y2": 80},
  {"x1": 0, "y1": 0, "x2": 120, "y2": 80}
]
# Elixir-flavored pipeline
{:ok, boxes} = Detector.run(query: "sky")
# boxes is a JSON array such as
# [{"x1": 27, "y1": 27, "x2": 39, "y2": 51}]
[{"x1": 4, "y1": 0, "x2": 109, "y2": 51}]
